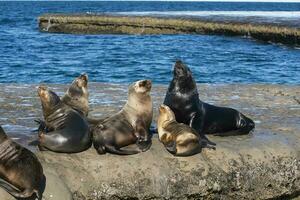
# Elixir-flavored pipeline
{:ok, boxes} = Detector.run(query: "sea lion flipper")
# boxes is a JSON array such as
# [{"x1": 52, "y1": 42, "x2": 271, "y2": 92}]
[
  {"x1": 136, "y1": 140, "x2": 152, "y2": 152},
  {"x1": 104, "y1": 144, "x2": 140, "y2": 155},
  {"x1": 189, "y1": 112, "x2": 196, "y2": 127},
  {"x1": 95, "y1": 145, "x2": 106, "y2": 155},
  {"x1": 34, "y1": 119, "x2": 48, "y2": 135},
  {"x1": 200, "y1": 139, "x2": 216, "y2": 150},
  {"x1": 165, "y1": 141, "x2": 177, "y2": 154},
  {"x1": 201, "y1": 135, "x2": 216, "y2": 146},
  {"x1": 134, "y1": 119, "x2": 152, "y2": 152},
  {"x1": 213, "y1": 129, "x2": 250, "y2": 137},
  {"x1": 0, "y1": 178, "x2": 35, "y2": 199},
  {"x1": 87, "y1": 117, "x2": 109, "y2": 132},
  {"x1": 134, "y1": 119, "x2": 147, "y2": 140}
]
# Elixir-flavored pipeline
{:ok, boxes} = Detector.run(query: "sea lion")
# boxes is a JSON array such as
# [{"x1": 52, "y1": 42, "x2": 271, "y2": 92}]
[
  {"x1": 61, "y1": 73, "x2": 107, "y2": 126},
  {"x1": 92, "y1": 80, "x2": 153, "y2": 155},
  {"x1": 36, "y1": 86, "x2": 92, "y2": 153},
  {"x1": 0, "y1": 125, "x2": 45, "y2": 199},
  {"x1": 157, "y1": 105, "x2": 215, "y2": 156},
  {"x1": 163, "y1": 60, "x2": 255, "y2": 138},
  {"x1": 62, "y1": 73, "x2": 89, "y2": 116}
]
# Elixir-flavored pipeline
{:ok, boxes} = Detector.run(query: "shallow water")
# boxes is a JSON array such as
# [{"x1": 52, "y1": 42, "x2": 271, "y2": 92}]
[{"x1": 0, "y1": 1, "x2": 299, "y2": 84}]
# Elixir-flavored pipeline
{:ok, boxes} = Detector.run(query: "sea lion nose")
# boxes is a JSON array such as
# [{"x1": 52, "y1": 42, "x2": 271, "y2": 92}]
[
  {"x1": 145, "y1": 80, "x2": 152, "y2": 88},
  {"x1": 159, "y1": 105, "x2": 166, "y2": 111},
  {"x1": 174, "y1": 64, "x2": 186, "y2": 76},
  {"x1": 37, "y1": 86, "x2": 46, "y2": 94},
  {"x1": 80, "y1": 73, "x2": 88, "y2": 82},
  {"x1": 139, "y1": 80, "x2": 151, "y2": 88}
]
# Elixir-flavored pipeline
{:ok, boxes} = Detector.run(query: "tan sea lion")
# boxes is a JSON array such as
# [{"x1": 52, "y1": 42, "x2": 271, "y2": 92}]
[
  {"x1": 0, "y1": 125, "x2": 45, "y2": 199},
  {"x1": 36, "y1": 86, "x2": 92, "y2": 153},
  {"x1": 62, "y1": 73, "x2": 89, "y2": 116},
  {"x1": 61, "y1": 73, "x2": 107, "y2": 126},
  {"x1": 92, "y1": 80, "x2": 153, "y2": 155},
  {"x1": 157, "y1": 105, "x2": 215, "y2": 156}
]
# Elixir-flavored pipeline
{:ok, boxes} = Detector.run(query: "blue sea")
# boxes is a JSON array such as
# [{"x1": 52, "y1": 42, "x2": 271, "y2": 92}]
[{"x1": 0, "y1": 1, "x2": 299, "y2": 84}]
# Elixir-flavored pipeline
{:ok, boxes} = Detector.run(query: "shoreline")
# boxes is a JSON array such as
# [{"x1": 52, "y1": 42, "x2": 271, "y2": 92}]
[
  {"x1": 38, "y1": 14, "x2": 300, "y2": 46},
  {"x1": 0, "y1": 83, "x2": 299, "y2": 146}
]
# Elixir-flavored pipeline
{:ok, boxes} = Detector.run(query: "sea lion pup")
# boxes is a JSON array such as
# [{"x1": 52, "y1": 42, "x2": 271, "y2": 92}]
[
  {"x1": 0, "y1": 125, "x2": 45, "y2": 199},
  {"x1": 163, "y1": 60, "x2": 255, "y2": 138},
  {"x1": 37, "y1": 86, "x2": 92, "y2": 153},
  {"x1": 157, "y1": 105, "x2": 215, "y2": 157},
  {"x1": 92, "y1": 80, "x2": 153, "y2": 155}
]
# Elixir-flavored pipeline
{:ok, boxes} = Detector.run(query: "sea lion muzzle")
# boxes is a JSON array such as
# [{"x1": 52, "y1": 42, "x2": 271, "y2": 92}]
[{"x1": 138, "y1": 80, "x2": 152, "y2": 90}]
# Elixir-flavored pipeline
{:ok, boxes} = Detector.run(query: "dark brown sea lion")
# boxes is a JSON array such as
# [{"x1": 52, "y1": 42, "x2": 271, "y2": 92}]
[
  {"x1": 37, "y1": 86, "x2": 92, "y2": 153},
  {"x1": 92, "y1": 80, "x2": 153, "y2": 155},
  {"x1": 157, "y1": 105, "x2": 214, "y2": 156},
  {"x1": 0, "y1": 125, "x2": 45, "y2": 200},
  {"x1": 163, "y1": 60, "x2": 255, "y2": 140}
]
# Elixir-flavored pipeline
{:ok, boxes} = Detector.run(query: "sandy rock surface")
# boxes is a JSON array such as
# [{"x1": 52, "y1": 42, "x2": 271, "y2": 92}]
[{"x1": 0, "y1": 83, "x2": 299, "y2": 199}]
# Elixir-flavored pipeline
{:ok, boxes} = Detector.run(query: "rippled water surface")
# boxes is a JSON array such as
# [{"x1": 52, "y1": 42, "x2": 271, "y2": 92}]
[{"x1": 0, "y1": 1, "x2": 299, "y2": 84}]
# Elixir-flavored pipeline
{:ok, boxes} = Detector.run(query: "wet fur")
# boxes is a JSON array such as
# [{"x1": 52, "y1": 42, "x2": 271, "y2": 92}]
[
  {"x1": 0, "y1": 126, "x2": 45, "y2": 200},
  {"x1": 163, "y1": 60, "x2": 255, "y2": 138},
  {"x1": 37, "y1": 87, "x2": 92, "y2": 153}
]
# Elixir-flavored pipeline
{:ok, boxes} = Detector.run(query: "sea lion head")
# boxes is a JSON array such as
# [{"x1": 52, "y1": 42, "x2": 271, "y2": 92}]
[
  {"x1": 63, "y1": 73, "x2": 89, "y2": 116},
  {"x1": 38, "y1": 86, "x2": 61, "y2": 118},
  {"x1": 170, "y1": 60, "x2": 197, "y2": 93},
  {"x1": 129, "y1": 80, "x2": 152, "y2": 97},
  {"x1": 158, "y1": 104, "x2": 176, "y2": 124},
  {"x1": 67, "y1": 73, "x2": 88, "y2": 97},
  {"x1": 237, "y1": 113, "x2": 255, "y2": 133},
  {"x1": 75, "y1": 73, "x2": 88, "y2": 89},
  {"x1": 173, "y1": 60, "x2": 192, "y2": 78}
]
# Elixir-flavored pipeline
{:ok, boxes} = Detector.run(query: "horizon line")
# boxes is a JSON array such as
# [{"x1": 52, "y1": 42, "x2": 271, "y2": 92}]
[{"x1": 1, "y1": 0, "x2": 300, "y2": 2}]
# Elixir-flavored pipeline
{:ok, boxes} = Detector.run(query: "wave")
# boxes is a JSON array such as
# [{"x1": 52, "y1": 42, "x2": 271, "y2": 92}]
[{"x1": 114, "y1": 11, "x2": 300, "y2": 19}]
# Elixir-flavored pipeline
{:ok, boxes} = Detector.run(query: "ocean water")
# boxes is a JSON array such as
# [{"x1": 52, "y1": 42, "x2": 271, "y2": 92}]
[{"x1": 0, "y1": 1, "x2": 299, "y2": 84}]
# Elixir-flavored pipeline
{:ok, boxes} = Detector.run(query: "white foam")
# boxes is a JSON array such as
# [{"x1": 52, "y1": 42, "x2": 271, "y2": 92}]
[
  {"x1": 115, "y1": 11, "x2": 300, "y2": 19},
  {"x1": 230, "y1": 95, "x2": 240, "y2": 100}
]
